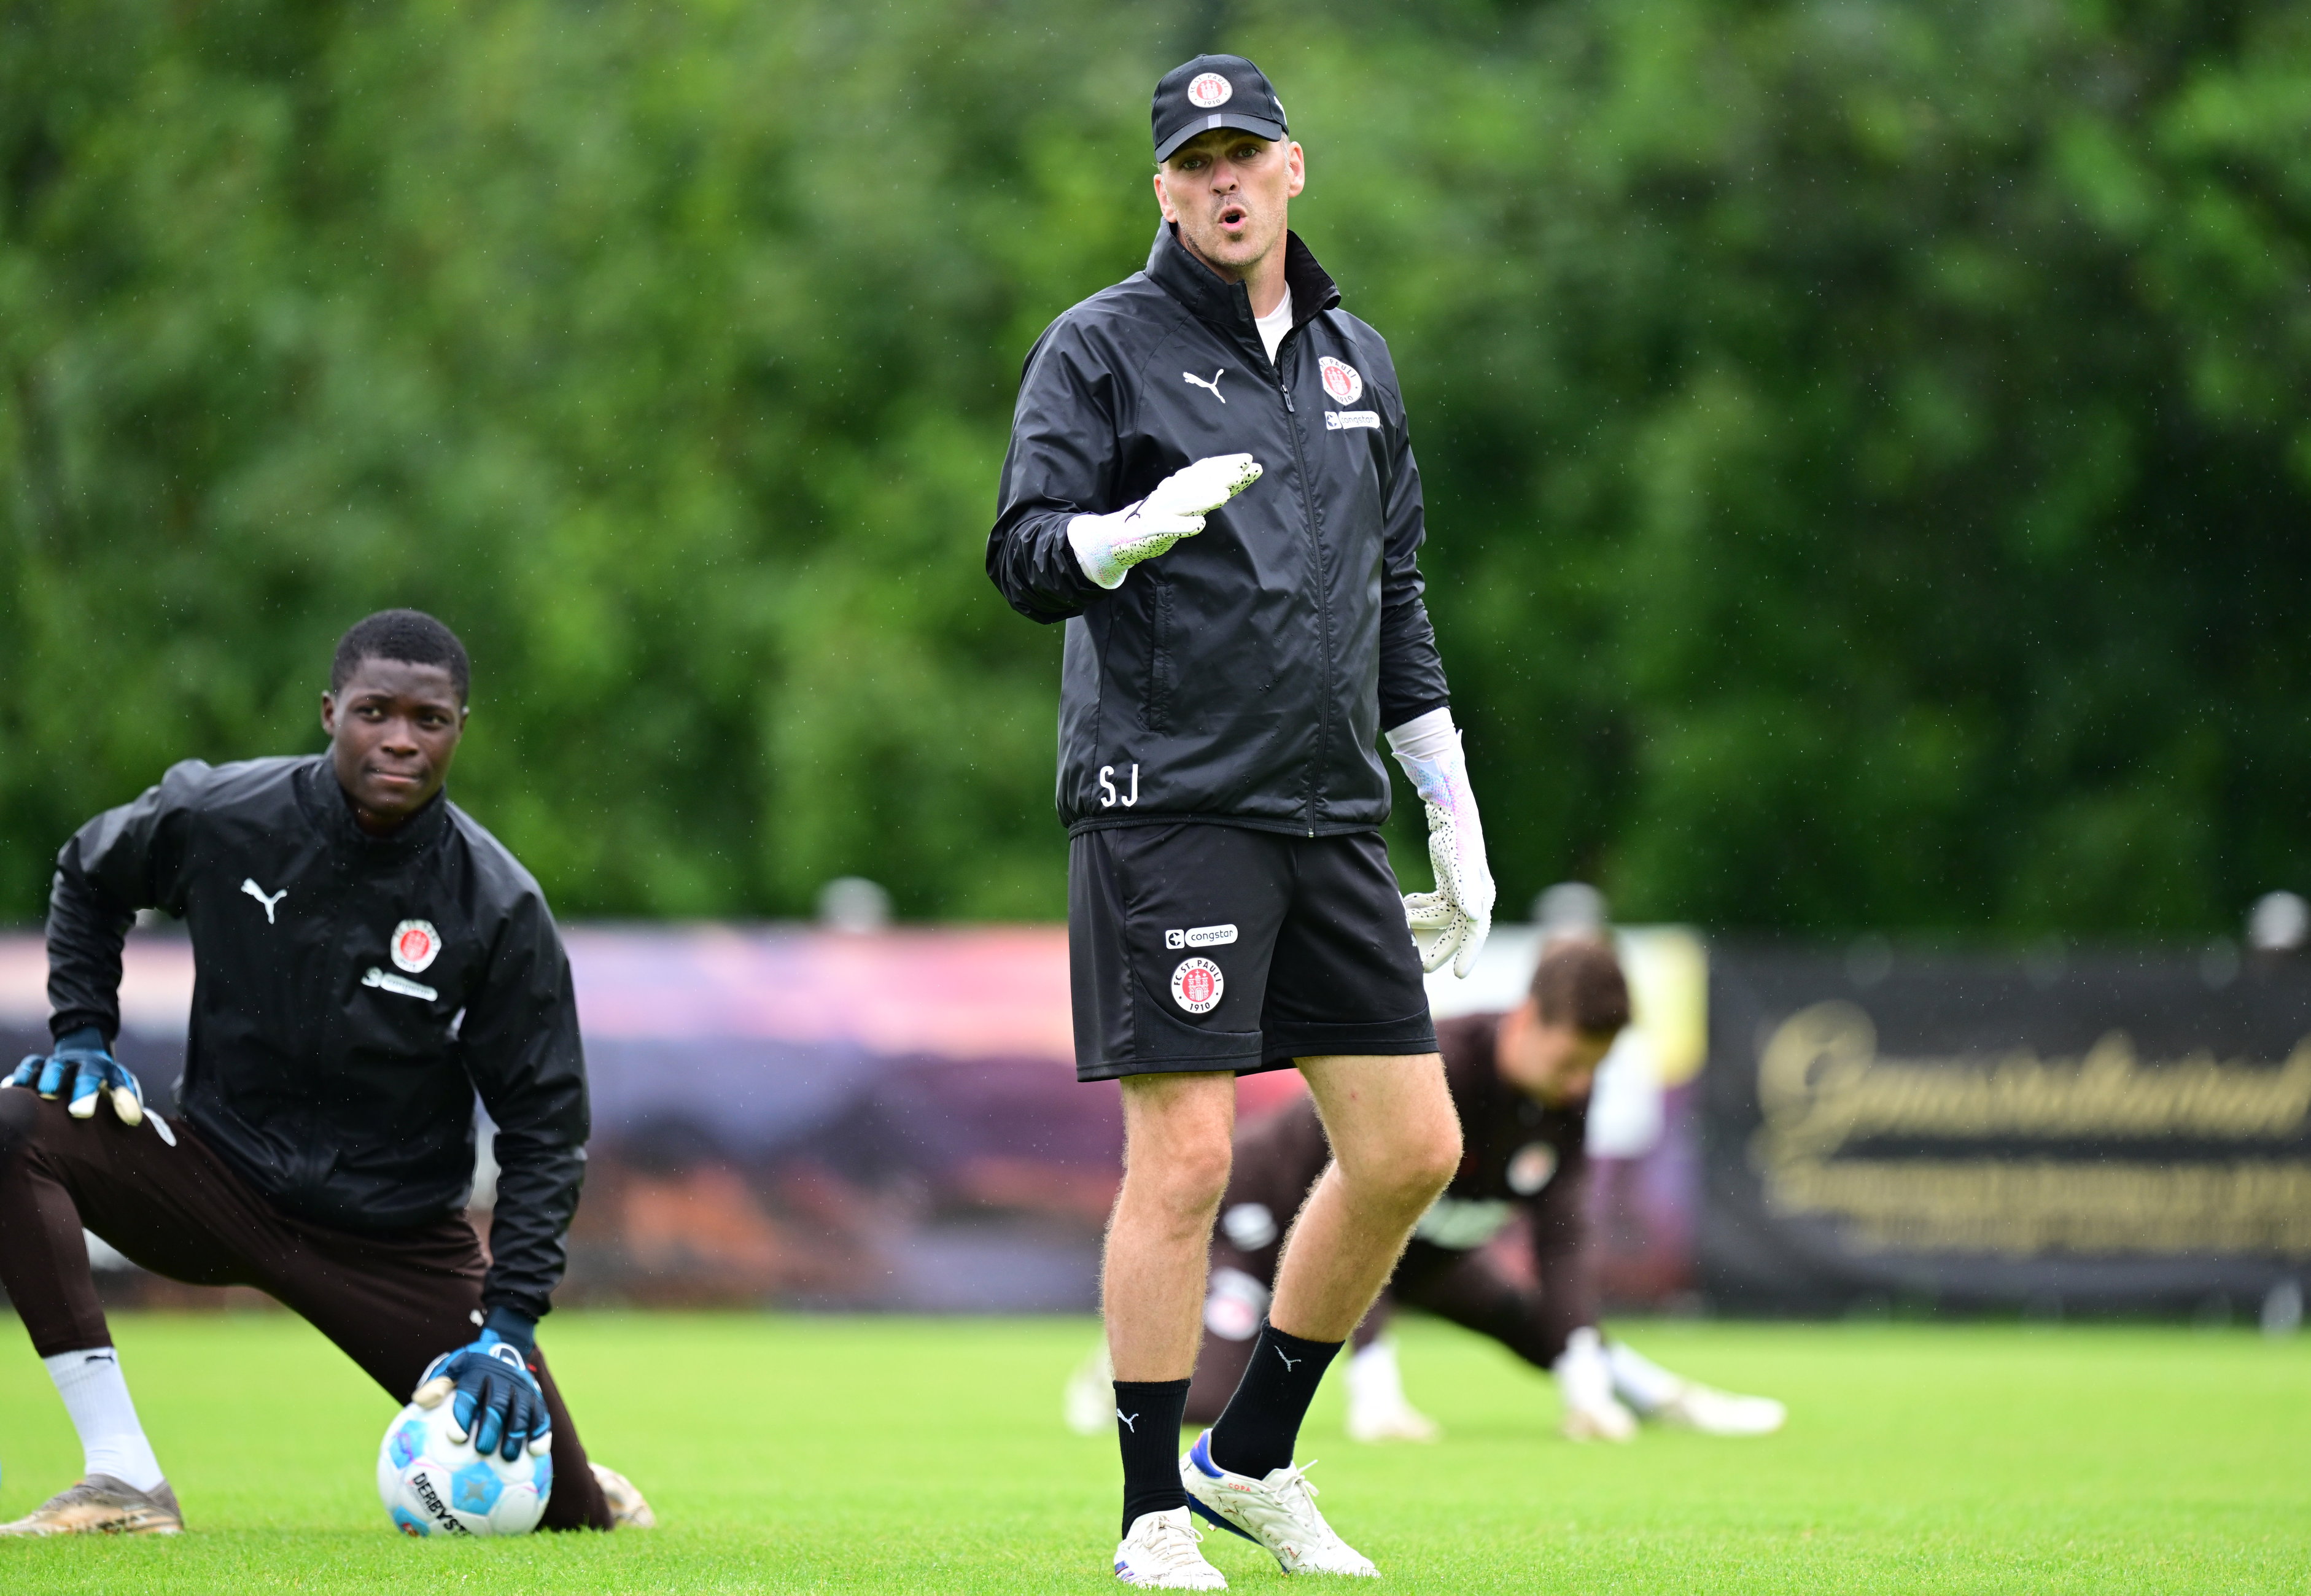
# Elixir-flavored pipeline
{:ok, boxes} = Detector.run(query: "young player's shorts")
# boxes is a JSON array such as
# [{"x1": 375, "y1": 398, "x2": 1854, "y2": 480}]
[{"x1": 1067, "y1": 822, "x2": 1437, "y2": 1082}]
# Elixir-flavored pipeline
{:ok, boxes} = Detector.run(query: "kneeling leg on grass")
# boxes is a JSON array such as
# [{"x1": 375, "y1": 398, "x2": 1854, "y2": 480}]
[{"x1": 0, "y1": 1089, "x2": 635, "y2": 1533}]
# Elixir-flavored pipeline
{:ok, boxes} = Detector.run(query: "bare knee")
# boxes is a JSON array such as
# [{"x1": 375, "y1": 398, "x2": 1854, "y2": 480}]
[
  {"x1": 1390, "y1": 1115, "x2": 1462, "y2": 1206},
  {"x1": 1338, "y1": 1115, "x2": 1460, "y2": 1216},
  {"x1": 1117, "y1": 1072, "x2": 1237, "y2": 1236},
  {"x1": 1121, "y1": 1133, "x2": 1232, "y2": 1233}
]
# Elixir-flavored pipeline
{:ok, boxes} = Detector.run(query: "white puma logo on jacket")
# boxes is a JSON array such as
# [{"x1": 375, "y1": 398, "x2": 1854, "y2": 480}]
[{"x1": 240, "y1": 878, "x2": 286, "y2": 923}]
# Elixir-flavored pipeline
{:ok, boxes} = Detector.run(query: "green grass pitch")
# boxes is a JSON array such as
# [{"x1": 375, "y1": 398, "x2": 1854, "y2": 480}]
[{"x1": 0, "y1": 1311, "x2": 2304, "y2": 1591}]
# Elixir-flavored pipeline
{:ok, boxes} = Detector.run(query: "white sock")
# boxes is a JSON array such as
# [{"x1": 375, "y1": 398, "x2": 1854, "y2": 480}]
[
  {"x1": 43, "y1": 1347, "x2": 165, "y2": 1492},
  {"x1": 1345, "y1": 1338, "x2": 1410, "y2": 1412},
  {"x1": 1603, "y1": 1339, "x2": 1684, "y2": 1415}
]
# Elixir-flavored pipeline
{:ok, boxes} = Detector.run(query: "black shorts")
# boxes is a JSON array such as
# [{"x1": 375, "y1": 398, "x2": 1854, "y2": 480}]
[{"x1": 1068, "y1": 823, "x2": 1437, "y2": 1082}]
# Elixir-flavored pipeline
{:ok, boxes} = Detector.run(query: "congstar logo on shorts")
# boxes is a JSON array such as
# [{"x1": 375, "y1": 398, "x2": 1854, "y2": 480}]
[{"x1": 1164, "y1": 923, "x2": 1238, "y2": 950}]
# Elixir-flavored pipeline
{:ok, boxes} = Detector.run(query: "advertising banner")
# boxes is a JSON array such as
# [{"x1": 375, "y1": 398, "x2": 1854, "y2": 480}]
[
  {"x1": 1702, "y1": 950, "x2": 2311, "y2": 1315},
  {"x1": 0, "y1": 923, "x2": 1706, "y2": 1315}
]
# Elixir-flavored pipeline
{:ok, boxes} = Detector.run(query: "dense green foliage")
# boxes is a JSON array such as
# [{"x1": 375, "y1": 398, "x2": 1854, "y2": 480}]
[
  {"x1": 0, "y1": 1314, "x2": 2304, "y2": 1590},
  {"x1": 5, "y1": 1, "x2": 2309, "y2": 932}
]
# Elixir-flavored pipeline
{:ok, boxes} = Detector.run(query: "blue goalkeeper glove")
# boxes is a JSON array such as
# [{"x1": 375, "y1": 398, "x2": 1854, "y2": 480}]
[
  {"x1": 6, "y1": 1026, "x2": 144, "y2": 1125},
  {"x1": 413, "y1": 1307, "x2": 551, "y2": 1462}
]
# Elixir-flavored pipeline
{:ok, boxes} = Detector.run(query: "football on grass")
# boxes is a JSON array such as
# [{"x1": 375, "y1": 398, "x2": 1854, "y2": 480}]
[{"x1": 376, "y1": 1397, "x2": 551, "y2": 1536}]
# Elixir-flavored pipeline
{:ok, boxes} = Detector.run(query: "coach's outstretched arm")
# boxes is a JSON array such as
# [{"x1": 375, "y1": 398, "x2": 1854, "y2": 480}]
[{"x1": 987, "y1": 323, "x2": 1125, "y2": 622}]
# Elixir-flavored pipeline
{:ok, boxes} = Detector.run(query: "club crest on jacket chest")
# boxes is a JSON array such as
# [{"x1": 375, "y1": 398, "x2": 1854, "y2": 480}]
[
  {"x1": 1506, "y1": 1141, "x2": 1559, "y2": 1195},
  {"x1": 1318, "y1": 356, "x2": 1364, "y2": 406},
  {"x1": 390, "y1": 919, "x2": 443, "y2": 974}
]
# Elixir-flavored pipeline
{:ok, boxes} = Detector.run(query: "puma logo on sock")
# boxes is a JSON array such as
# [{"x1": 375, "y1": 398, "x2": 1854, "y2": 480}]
[
  {"x1": 1275, "y1": 1347, "x2": 1302, "y2": 1371},
  {"x1": 1116, "y1": 1410, "x2": 1138, "y2": 1432}
]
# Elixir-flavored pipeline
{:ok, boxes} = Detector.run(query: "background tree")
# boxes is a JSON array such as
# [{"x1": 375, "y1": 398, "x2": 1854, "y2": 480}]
[{"x1": 4, "y1": 0, "x2": 2307, "y2": 935}]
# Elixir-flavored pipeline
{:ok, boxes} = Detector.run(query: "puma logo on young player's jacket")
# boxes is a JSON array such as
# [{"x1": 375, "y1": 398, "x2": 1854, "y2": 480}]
[
  {"x1": 240, "y1": 878, "x2": 287, "y2": 923},
  {"x1": 1183, "y1": 368, "x2": 1227, "y2": 403}
]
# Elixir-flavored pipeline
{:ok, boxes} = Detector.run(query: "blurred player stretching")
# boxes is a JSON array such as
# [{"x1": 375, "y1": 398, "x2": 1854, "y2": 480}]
[
  {"x1": 1180, "y1": 938, "x2": 1784, "y2": 1445},
  {"x1": 989, "y1": 53, "x2": 1494, "y2": 1589},
  {"x1": 0, "y1": 611, "x2": 650, "y2": 1535}
]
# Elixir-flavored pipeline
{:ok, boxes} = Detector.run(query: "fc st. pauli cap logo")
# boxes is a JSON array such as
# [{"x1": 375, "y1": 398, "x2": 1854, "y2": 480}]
[{"x1": 1152, "y1": 54, "x2": 1289, "y2": 163}]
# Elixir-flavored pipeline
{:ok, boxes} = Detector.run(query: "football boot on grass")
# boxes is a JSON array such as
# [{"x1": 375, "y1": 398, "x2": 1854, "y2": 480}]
[
  {"x1": 1652, "y1": 1381, "x2": 1787, "y2": 1436},
  {"x1": 1115, "y1": 1506, "x2": 1227, "y2": 1589},
  {"x1": 591, "y1": 1462, "x2": 658, "y2": 1527},
  {"x1": 1179, "y1": 1431, "x2": 1376, "y2": 1577},
  {"x1": 0, "y1": 1474, "x2": 182, "y2": 1535}
]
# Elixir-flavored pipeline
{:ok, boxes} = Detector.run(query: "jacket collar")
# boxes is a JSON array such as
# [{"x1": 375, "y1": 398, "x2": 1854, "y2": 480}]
[
  {"x1": 1145, "y1": 222, "x2": 1342, "y2": 346},
  {"x1": 295, "y1": 754, "x2": 451, "y2": 862}
]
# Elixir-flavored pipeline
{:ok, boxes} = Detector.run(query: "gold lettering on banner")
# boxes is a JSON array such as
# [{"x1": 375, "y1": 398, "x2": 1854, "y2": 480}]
[
  {"x1": 1750, "y1": 1002, "x2": 2311, "y2": 1257},
  {"x1": 1757, "y1": 1002, "x2": 2311, "y2": 1162}
]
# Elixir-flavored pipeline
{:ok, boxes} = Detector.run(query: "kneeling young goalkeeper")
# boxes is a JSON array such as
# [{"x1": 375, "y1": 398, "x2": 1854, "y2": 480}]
[{"x1": 0, "y1": 610, "x2": 650, "y2": 1535}]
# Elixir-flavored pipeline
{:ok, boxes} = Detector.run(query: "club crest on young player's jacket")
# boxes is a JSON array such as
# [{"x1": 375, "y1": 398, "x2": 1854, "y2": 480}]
[
  {"x1": 1507, "y1": 1142, "x2": 1559, "y2": 1195},
  {"x1": 1171, "y1": 957, "x2": 1224, "y2": 1014},
  {"x1": 1318, "y1": 356, "x2": 1364, "y2": 406},
  {"x1": 391, "y1": 919, "x2": 443, "y2": 973}
]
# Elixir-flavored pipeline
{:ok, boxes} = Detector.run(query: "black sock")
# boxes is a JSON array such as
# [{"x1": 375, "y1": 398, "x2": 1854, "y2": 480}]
[
  {"x1": 1206, "y1": 1320, "x2": 1343, "y2": 1479},
  {"x1": 1114, "y1": 1378, "x2": 1191, "y2": 1538}
]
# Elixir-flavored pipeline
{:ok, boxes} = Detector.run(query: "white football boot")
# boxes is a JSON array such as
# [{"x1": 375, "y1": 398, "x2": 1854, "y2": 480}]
[
  {"x1": 1343, "y1": 1338, "x2": 1440, "y2": 1444},
  {"x1": 1602, "y1": 1337, "x2": 1786, "y2": 1436},
  {"x1": 1652, "y1": 1381, "x2": 1787, "y2": 1436},
  {"x1": 591, "y1": 1463, "x2": 658, "y2": 1527},
  {"x1": 1115, "y1": 1506, "x2": 1228, "y2": 1589},
  {"x1": 1180, "y1": 1431, "x2": 1377, "y2": 1577},
  {"x1": 1559, "y1": 1395, "x2": 1639, "y2": 1442}
]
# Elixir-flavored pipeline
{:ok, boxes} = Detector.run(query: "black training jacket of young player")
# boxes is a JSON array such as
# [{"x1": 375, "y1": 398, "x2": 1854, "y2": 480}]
[
  {"x1": 42, "y1": 756, "x2": 588, "y2": 1323},
  {"x1": 987, "y1": 222, "x2": 1452, "y2": 835}
]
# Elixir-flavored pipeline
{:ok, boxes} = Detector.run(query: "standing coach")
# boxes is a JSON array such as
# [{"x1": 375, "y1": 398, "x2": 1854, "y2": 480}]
[
  {"x1": 0, "y1": 610, "x2": 649, "y2": 1535},
  {"x1": 988, "y1": 56, "x2": 1496, "y2": 1587}
]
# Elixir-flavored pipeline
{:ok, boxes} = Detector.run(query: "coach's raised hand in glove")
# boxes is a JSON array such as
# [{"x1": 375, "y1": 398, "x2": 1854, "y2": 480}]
[
  {"x1": 414, "y1": 1308, "x2": 553, "y2": 1462},
  {"x1": 1066, "y1": 452, "x2": 1263, "y2": 589},
  {"x1": 1388, "y1": 707, "x2": 1496, "y2": 977},
  {"x1": 6, "y1": 1026, "x2": 144, "y2": 1126}
]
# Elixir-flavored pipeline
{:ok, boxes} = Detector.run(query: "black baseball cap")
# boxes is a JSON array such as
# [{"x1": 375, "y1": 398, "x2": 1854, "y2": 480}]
[{"x1": 1152, "y1": 55, "x2": 1289, "y2": 163}]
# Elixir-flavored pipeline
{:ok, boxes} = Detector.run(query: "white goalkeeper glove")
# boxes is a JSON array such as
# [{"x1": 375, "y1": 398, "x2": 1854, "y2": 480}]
[
  {"x1": 1387, "y1": 707, "x2": 1494, "y2": 977},
  {"x1": 1066, "y1": 453, "x2": 1264, "y2": 589},
  {"x1": 1553, "y1": 1327, "x2": 1637, "y2": 1442}
]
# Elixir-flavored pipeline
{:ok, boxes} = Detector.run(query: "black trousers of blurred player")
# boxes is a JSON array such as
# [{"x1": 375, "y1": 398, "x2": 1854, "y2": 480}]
[
  {"x1": 0, "y1": 1092, "x2": 612, "y2": 1530},
  {"x1": 1185, "y1": 1104, "x2": 1584, "y2": 1426},
  {"x1": 1187, "y1": 1240, "x2": 1580, "y2": 1425}
]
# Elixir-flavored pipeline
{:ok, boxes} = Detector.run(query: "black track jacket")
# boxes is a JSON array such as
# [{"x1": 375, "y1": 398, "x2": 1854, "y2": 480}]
[
  {"x1": 45, "y1": 756, "x2": 588, "y2": 1323},
  {"x1": 988, "y1": 224, "x2": 1451, "y2": 835}
]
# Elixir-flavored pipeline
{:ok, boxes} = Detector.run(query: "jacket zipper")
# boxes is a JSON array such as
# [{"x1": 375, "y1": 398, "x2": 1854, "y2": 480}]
[{"x1": 1272, "y1": 327, "x2": 1330, "y2": 838}]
